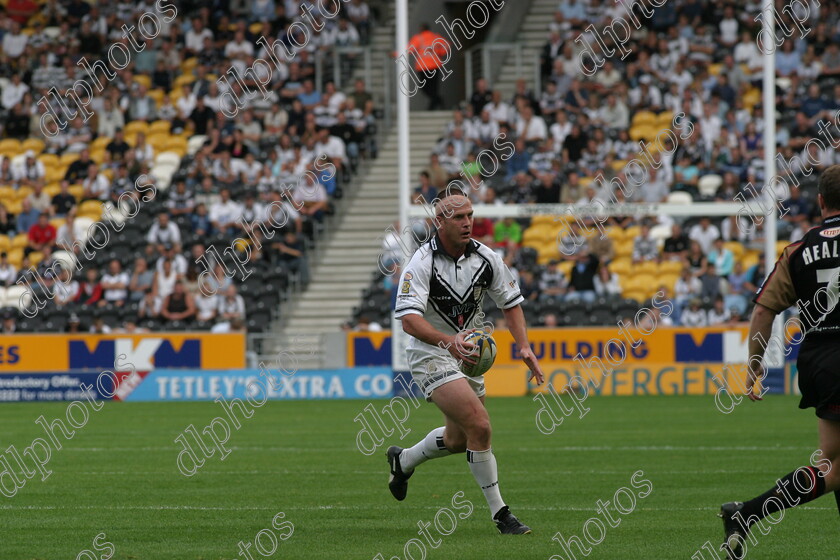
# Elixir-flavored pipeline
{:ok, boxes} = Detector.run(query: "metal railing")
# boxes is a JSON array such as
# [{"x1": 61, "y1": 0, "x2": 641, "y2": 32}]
[{"x1": 313, "y1": 46, "x2": 373, "y2": 90}]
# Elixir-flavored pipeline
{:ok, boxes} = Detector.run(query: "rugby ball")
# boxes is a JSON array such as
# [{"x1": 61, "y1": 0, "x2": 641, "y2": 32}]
[{"x1": 459, "y1": 331, "x2": 497, "y2": 377}]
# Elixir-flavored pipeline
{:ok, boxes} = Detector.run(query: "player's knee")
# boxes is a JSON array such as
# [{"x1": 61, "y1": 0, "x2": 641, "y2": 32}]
[{"x1": 469, "y1": 418, "x2": 492, "y2": 445}]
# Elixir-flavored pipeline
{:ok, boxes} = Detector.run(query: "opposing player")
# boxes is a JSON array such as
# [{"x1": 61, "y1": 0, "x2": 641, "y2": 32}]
[
  {"x1": 387, "y1": 191, "x2": 545, "y2": 534},
  {"x1": 720, "y1": 165, "x2": 840, "y2": 557}
]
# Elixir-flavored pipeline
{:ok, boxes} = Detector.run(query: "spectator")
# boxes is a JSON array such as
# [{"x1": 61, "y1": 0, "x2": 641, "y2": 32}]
[
  {"x1": 81, "y1": 163, "x2": 110, "y2": 201},
  {"x1": 0, "y1": 253, "x2": 17, "y2": 286},
  {"x1": 146, "y1": 212, "x2": 182, "y2": 252},
  {"x1": 273, "y1": 231, "x2": 308, "y2": 283},
  {"x1": 291, "y1": 175, "x2": 328, "y2": 220},
  {"x1": 65, "y1": 314, "x2": 84, "y2": 333},
  {"x1": 100, "y1": 259, "x2": 130, "y2": 307},
  {"x1": 493, "y1": 217, "x2": 522, "y2": 254},
  {"x1": 0, "y1": 203, "x2": 12, "y2": 236},
  {"x1": 217, "y1": 284, "x2": 246, "y2": 322},
  {"x1": 51, "y1": 181, "x2": 77, "y2": 217},
  {"x1": 688, "y1": 217, "x2": 720, "y2": 254},
  {"x1": 593, "y1": 264, "x2": 622, "y2": 298},
  {"x1": 26, "y1": 183, "x2": 52, "y2": 215},
  {"x1": 27, "y1": 212, "x2": 56, "y2": 255},
  {"x1": 195, "y1": 289, "x2": 218, "y2": 323},
  {"x1": 128, "y1": 258, "x2": 154, "y2": 302},
  {"x1": 707, "y1": 296, "x2": 731, "y2": 325},
  {"x1": 538, "y1": 260, "x2": 567, "y2": 303},
  {"x1": 138, "y1": 291, "x2": 161, "y2": 320},
  {"x1": 565, "y1": 249, "x2": 599, "y2": 303},
  {"x1": 662, "y1": 223, "x2": 690, "y2": 261},
  {"x1": 76, "y1": 268, "x2": 103, "y2": 306},
  {"x1": 16, "y1": 199, "x2": 40, "y2": 236},
  {"x1": 161, "y1": 280, "x2": 196, "y2": 323},
  {"x1": 632, "y1": 223, "x2": 659, "y2": 263},
  {"x1": 680, "y1": 298, "x2": 708, "y2": 327},
  {"x1": 707, "y1": 238, "x2": 735, "y2": 277},
  {"x1": 13, "y1": 151, "x2": 45, "y2": 187},
  {"x1": 209, "y1": 188, "x2": 243, "y2": 236},
  {"x1": 191, "y1": 203, "x2": 213, "y2": 237}
]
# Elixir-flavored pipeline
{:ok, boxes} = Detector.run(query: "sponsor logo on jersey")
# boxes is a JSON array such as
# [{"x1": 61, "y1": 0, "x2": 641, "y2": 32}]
[{"x1": 820, "y1": 227, "x2": 840, "y2": 238}]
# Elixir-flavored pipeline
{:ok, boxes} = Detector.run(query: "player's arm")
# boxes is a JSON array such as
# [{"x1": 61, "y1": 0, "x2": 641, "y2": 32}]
[
  {"x1": 502, "y1": 304, "x2": 545, "y2": 385},
  {"x1": 401, "y1": 314, "x2": 476, "y2": 365},
  {"x1": 745, "y1": 303, "x2": 777, "y2": 401},
  {"x1": 746, "y1": 243, "x2": 799, "y2": 400}
]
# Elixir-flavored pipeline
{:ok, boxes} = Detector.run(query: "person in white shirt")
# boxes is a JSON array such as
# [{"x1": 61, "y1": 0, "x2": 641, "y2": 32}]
[
  {"x1": 680, "y1": 298, "x2": 708, "y2": 327},
  {"x1": 2, "y1": 74, "x2": 29, "y2": 110},
  {"x1": 101, "y1": 259, "x2": 130, "y2": 306},
  {"x1": 12, "y1": 151, "x2": 45, "y2": 186},
  {"x1": 688, "y1": 217, "x2": 721, "y2": 254},
  {"x1": 224, "y1": 30, "x2": 254, "y2": 76},
  {"x1": 185, "y1": 18, "x2": 213, "y2": 54},
  {"x1": 0, "y1": 253, "x2": 16, "y2": 287},
  {"x1": 195, "y1": 291, "x2": 218, "y2": 323},
  {"x1": 2, "y1": 22, "x2": 28, "y2": 59},
  {"x1": 483, "y1": 90, "x2": 512, "y2": 125},
  {"x1": 706, "y1": 296, "x2": 732, "y2": 325},
  {"x1": 217, "y1": 284, "x2": 246, "y2": 322},
  {"x1": 515, "y1": 105, "x2": 547, "y2": 146},
  {"x1": 146, "y1": 212, "x2": 182, "y2": 252},
  {"x1": 210, "y1": 188, "x2": 243, "y2": 236},
  {"x1": 81, "y1": 163, "x2": 110, "y2": 201},
  {"x1": 292, "y1": 175, "x2": 328, "y2": 218},
  {"x1": 156, "y1": 244, "x2": 188, "y2": 276}
]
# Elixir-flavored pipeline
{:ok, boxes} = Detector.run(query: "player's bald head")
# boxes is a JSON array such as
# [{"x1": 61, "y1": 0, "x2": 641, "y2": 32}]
[{"x1": 434, "y1": 189, "x2": 470, "y2": 220}]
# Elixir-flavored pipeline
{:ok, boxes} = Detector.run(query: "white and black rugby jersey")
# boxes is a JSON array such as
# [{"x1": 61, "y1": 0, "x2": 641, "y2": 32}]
[{"x1": 394, "y1": 235, "x2": 523, "y2": 368}]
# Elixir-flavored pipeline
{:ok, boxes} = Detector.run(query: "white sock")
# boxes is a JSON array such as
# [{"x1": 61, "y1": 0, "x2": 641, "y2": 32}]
[
  {"x1": 467, "y1": 448, "x2": 506, "y2": 518},
  {"x1": 400, "y1": 427, "x2": 452, "y2": 471}
]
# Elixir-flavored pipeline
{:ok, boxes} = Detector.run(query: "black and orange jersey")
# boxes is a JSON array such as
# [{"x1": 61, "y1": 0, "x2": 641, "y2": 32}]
[{"x1": 755, "y1": 214, "x2": 840, "y2": 338}]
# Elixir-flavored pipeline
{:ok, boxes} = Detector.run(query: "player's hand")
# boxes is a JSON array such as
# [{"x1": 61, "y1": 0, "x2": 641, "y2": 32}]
[
  {"x1": 745, "y1": 365, "x2": 764, "y2": 401},
  {"x1": 519, "y1": 347, "x2": 545, "y2": 385},
  {"x1": 448, "y1": 331, "x2": 477, "y2": 365}
]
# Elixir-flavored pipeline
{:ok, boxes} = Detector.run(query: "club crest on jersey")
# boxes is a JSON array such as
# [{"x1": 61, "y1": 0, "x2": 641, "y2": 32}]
[
  {"x1": 401, "y1": 281, "x2": 410, "y2": 294},
  {"x1": 474, "y1": 286, "x2": 484, "y2": 302}
]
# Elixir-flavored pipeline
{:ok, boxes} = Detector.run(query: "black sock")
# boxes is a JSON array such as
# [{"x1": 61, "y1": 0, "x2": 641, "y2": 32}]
[
  {"x1": 834, "y1": 490, "x2": 840, "y2": 515},
  {"x1": 740, "y1": 466, "x2": 827, "y2": 527}
]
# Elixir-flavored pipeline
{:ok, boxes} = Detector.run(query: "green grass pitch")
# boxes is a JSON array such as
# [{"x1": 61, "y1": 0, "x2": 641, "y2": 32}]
[{"x1": 0, "y1": 395, "x2": 834, "y2": 559}]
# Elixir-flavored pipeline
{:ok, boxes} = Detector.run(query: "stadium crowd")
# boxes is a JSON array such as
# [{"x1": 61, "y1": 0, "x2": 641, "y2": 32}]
[
  {"x1": 360, "y1": 0, "x2": 839, "y2": 329},
  {"x1": 0, "y1": 0, "x2": 377, "y2": 333}
]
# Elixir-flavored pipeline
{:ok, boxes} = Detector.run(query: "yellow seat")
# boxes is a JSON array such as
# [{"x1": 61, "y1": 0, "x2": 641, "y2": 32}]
[
  {"x1": 0, "y1": 186, "x2": 14, "y2": 201},
  {"x1": 7, "y1": 248, "x2": 23, "y2": 268},
  {"x1": 49, "y1": 217, "x2": 65, "y2": 230},
  {"x1": 69, "y1": 185, "x2": 84, "y2": 201},
  {"x1": 605, "y1": 226, "x2": 625, "y2": 241},
  {"x1": 248, "y1": 22, "x2": 262, "y2": 35},
  {"x1": 632, "y1": 111, "x2": 656, "y2": 126},
  {"x1": 610, "y1": 159, "x2": 628, "y2": 172},
  {"x1": 78, "y1": 200, "x2": 103, "y2": 215},
  {"x1": 708, "y1": 63, "x2": 723, "y2": 76},
  {"x1": 614, "y1": 239, "x2": 634, "y2": 257},
  {"x1": 636, "y1": 261, "x2": 658, "y2": 274},
  {"x1": 90, "y1": 136, "x2": 112, "y2": 151},
  {"x1": 174, "y1": 74, "x2": 196, "y2": 89},
  {"x1": 45, "y1": 167, "x2": 65, "y2": 183},
  {"x1": 0, "y1": 139, "x2": 22, "y2": 153},
  {"x1": 59, "y1": 152, "x2": 79, "y2": 166},
  {"x1": 180, "y1": 57, "x2": 198, "y2": 74},
  {"x1": 536, "y1": 243, "x2": 561, "y2": 264},
  {"x1": 609, "y1": 257, "x2": 631, "y2": 276},
  {"x1": 163, "y1": 136, "x2": 187, "y2": 152},
  {"x1": 89, "y1": 149, "x2": 107, "y2": 164},
  {"x1": 5, "y1": 200, "x2": 21, "y2": 214},
  {"x1": 723, "y1": 241, "x2": 745, "y2": 260},
  {"x1": 658, "y1": 260, "x2": 683, "y2": 274},
  {"x1": 149, "y1": 120, "x2": 171, "y2": 134},
  {"x1": 28, "y1": 251, "x2": 44, "y2": 267},
  {"x1": 148, "y1": 89, "x2": 165, "y2": 107},
  {"x1": 15, "y1": 186, "x2": 33, "y2": 201},
  {"x1": 776, "y1": 240, "x2": 790, "y2": 257},
  {"x1": 743, "y1": 88, "x2": 761, "y2": 108},
  {"x1": 21, "y1": 138, "x2": 45, "y2": 154},
  {"x1": 125, "y1": 121, "x2": 149, "y2": 136},
  {"x1": 0, "y1": 235, "x2": 10, "y2": 252},
  {"x1": 133, "y1": 74, "x2": 152, "y2": 89},
  {"x1": 11, "y1": 234, "x2": 28, "y2": 249},
  {"x1": 522, "y1": 225, "x2": 553, "y2": 244},
  {"x1": 38, "y1": 153, "x2": 59, "y2": 168},
  {"x1": 146, "y1": 133, "x2": 170, "y2": 151},
  {"x1": 624, "y1": 225, "x2": 641, "y2": 239}
]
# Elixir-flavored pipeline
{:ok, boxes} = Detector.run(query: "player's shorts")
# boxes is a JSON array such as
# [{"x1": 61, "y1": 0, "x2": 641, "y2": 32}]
[
  {"x1": 796, "y1": 336, "x2": 840, "y2": 421},
  {"x1": 411, "y1": 354, "x2": 486, "y2": 402}
]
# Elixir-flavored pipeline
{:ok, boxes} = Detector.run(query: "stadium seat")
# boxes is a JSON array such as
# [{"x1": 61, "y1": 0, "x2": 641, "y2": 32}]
[
  {"x1": 11, "y1": 234, "x2": 27, "y2": 250},
  {"x1": 0, "y1": 139, "x2": 21, "y2": 153},
  {"x1": 133, "y1": 75, "x2": 152, "y2": 89},
  {"x1": 4, "y1": 285, "x2": 30, "y2": 310},
  {"x1": 125, "y1": 121, "x2": 149, "y2": 136},
  {"x1": 187, "y1": 135, "x2": 208, "y2": 156},
  {"x1": 698, "y1": 174, "x2": 723, "y2": 197},
  {"x1": 59, "y1": 152, "x2": 79, "y2": 166},
  {"x1": 68, "y1": 185, "x2": 84, "y2": 201},
  {"x1": 658, "y1": 260, "x2": 683, "y2": 274},
  {"x1": 609, "y1": 257, "x2": 631, "y2": 276},
  {"x1": 21, "y1": 138, "x2": 45, "y2": 154},
  {"x1": 155, "y1": 151, "x2": 181, "y2": 168},
  {"x1": 632, "y1": 111, "x2": 656, "y2": 127},
  {"x1": 148, "y1": 89, "x2": 165, "y2": 107},
  {"x1": 667, "y1": 191, "x2": 693, "y2": 204},
  {"x1": 150, "y1": 120, "x2": 171, "y2": 135},
  {"x1": 636, "y1": 261, "x2": 658, "y2": 275},
  {"x1": 38, "y1": 153, "x2": 59, "y2": 168}
]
